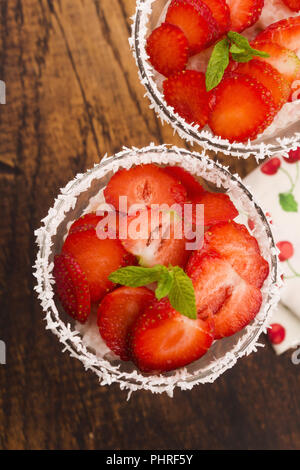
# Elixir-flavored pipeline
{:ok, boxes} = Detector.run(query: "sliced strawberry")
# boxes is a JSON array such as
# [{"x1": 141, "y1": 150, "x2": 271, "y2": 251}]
[
  {"x1": 256, "y1": 16, "x2": 300, "y2": 51},
  {"x1": 53, "y1": 253, "x2": 91, "y2": 323},
  {"x1": 62, "y1": 228, "x2": 135, "y2": 302},
  {"x1": 289, "y1": 79, "x2": 300, "y2": 101},
  {"x1": 97, "y1": 287, "x2": 155, "y2": 361},
  {"x1": 164, "y1": 165, "x2": 206, "y2": 199},
  {"x1": 192, "y1": 191, "x2": 238, "y2": 226},
  {"x1": 121, "y1": 207, "x2": 189, "y2": 268},
  {"x1": 186, "y1": 251, "x2": 262, "y2": 338},
  {"x1": 202, "y1": 0, "x2": 231, "y2": 34},
  {"x1": 203, "y1": 221, "x2": 269, "y2": 288},
  {"x1": 129, "y1": 298, "x2": 214, "y2": 372},
  {"x1": 251, "y1": 41, "x2": 300, "y2": 84},
  {"x1": 282, "y1": 0, "x2": 300, "y2": 11},
  {"x1": 231, "y1": 59, "x2": 291, "y2": 111},
  {"x1": 104, "y1": 164, "x2": 187, "y2": 212},
  {"x1": 226, "y1": 0, "x2": 264, "y2": 33},
  {"x1": 166, "y1": 0, "x2": 219, "y2": 55},
  {"x1": 208, "y1": 72, "x2": 277, "y2": 143},
  {"x1": 69, "y1": 212, "x2": 104, "y2": 234},
  {"x1": 146, "y1": 23, "x2": 189, "y2": 77},
  {"x1": 163, "y1": 70, "x2": 210, "y2": 129}
]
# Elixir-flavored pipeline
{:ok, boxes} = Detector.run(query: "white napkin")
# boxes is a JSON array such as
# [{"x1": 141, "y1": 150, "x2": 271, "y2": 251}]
[{"x1": 244, "y1": 150, "x2": 300, "y2": 354}]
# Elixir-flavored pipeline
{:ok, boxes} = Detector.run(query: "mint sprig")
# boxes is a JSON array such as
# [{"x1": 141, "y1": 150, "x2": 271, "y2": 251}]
[
  {"x1": 205, "y1": 31, "x2": 270, "y2": 91},
  {"x1": 109, "y1": 265, "x2": 197, "y2": 319}
]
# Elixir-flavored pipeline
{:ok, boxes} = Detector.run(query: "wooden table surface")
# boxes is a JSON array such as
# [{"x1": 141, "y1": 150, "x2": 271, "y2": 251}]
[{"x1": 0, "y1": 0, "x2": 299, "y2": 450}]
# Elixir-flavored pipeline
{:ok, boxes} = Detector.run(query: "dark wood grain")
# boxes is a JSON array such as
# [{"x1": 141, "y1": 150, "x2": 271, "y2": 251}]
[{"x1": 0, "y1": 0, "x2": 299, "y2": 450}]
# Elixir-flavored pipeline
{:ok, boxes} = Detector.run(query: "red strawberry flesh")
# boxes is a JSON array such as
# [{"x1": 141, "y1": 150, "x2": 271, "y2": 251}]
[
  {"x1": 53, "y1": 253, "x2": 91, "y2": 323},
  {"x1": 104, "y1": 164, "x2": 187, "y2": 212},
  {"x1": 203, "y1": 221, "x2": 269, "y2": 288},
  {"x1": 208, "y1": 72, "x2": 277, "y2": 143},
  {"x1": 192, "y1": 191, "x2": 238, "y2": 226},
  {"x1": 62, "y1": 228, "x2": 135, "y2": 302},
  {"x1": 163, "y1": 70, "x2": 210, "y2": 129},
  {"x1": 130, "y1": 298, "x2": 214, "y2": 372},
  {"x1": 146, "y1": 23, "x2": 189, "y2": 77},
  {"x1": 226, "y1": 0, "x2": 264, "y2": 33},
  {"x1": 98, "y1": 286, "x2": 155, "y2": 361},
  {"x1": 186, "y1": 251, "x2": 262, "y2": 338},
  {"x1": 164, "y1": 165, "x2": 206, "y2": 199},
  {"x1": 166, "y1": 0, "x2": 219, "y2": 55}
]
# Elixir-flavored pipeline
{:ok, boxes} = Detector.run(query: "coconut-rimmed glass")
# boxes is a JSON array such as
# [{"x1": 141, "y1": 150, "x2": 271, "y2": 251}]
[
  {"x1": 130, "y1": 0, "x2": 300, "y2": 160},
  {"x1": 34, "y1": 144, "x2": 280, "y2": 396}
]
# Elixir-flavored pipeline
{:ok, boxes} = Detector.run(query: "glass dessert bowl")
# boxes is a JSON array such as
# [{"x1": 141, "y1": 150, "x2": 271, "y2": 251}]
[
  {"x1": 34, "y1": 145, "x2": 280, "y2": 396},
  {"x1": 131, "y1": 0, "x2": 300, "y2": 159}
]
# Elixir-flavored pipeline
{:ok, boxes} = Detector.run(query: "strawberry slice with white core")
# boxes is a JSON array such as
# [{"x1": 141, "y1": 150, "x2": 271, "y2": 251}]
[
  {"x1": 231, "y1": 59, "x2": 291, "y2": 111},
  {"x1": 163, "y1": 70, "x2": 210, "y2": 129},
  {"x1": 225, "y1": 0, "x2": 264, "y2": 33},
  {"x1": 202, "y1": 0, "x2": 231, "y2": 34},
  {"x1": 166, "y1": 0, "x2": 220, "y2": 55},
  {"x1": 62, "y1": 228, "x2": 135, "y2": 302},
  {"x1": 130, "y1": 298, "x2": 214, "y2": 372},
  {"x1": 146, "y1": 23, "x2": 189, "y2": 77},
  {"x1": 208, "y1": 72, "x2": 277, "y2": 143},
  {"x1": 256, "y1": 16, "x2": 300, "y2": 51},
  {"x1": 98, "y1": 286, "x2": 155, "y2": 361},
  {"x1": 251, "y1": 41, "x2": 300, "y2": 83},
  {"x1": 203, "y1": 221, "x2": 269, "y2": 288},
  {"x1": 186, "y1": 251, "x2": 262, "y2": 338},
  {"x1": 104, "y1": 164, "x2": 187, "y2": 212},
  {"x1": 121, "y1": 207, "x2": 190, "y2": 268},
  {"x1": 53, "y1": 253, "x2": 91, "y2": 323}
]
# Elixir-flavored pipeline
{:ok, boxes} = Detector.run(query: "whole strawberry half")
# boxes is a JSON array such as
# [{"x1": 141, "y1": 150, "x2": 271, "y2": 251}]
[
  {"x1": 53, "y1": 253, "x2": 91, "y2": 323},
  {"x1": 203, "y1": 221, "x2": 269, "y2": 288},
  {"x1": 121, "y1": 207, "x2": 190, "y2": 269},
  {"x1": 104, "y1": 164, "x2": 187, "y2": 212},
  {"x1": 146, "y1": 23, "x2": 189, "y2": 77},
  {"x1": 186, "y1": 251, "x2": 262, "y2": 338},
  {"x1": 163, "y1": 70, "x2": 210, "y2": 130},
  {"x1": 98, "y1": 286, "x2": 155, "y2": 361},
  {"x1": 62, "y1": 228, "x2": 135, "y2": 302},
  {"x1": 208, "y1": 72, "x2": 277, "y2": 143},
  {"x1": 166, "y1": 0, "x2": 220, "y2": 55},
  {"x1": 129, "y1": 298, "x2": 214, "y2": 372}
]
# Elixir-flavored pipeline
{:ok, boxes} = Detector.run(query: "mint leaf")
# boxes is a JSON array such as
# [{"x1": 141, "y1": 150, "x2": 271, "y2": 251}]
[
  {"x1": 109, "y1": 265, "x2": 165, "y2": 286},
  {"x1": 155, "y1": 270, "x2": 174, "y2": 300},
  {"x1": 279, "y1": 192, "x2": 298, "y2": 212},
  {"x1": 229, "y1": 44, "x2": 245, "y2": 54},
  {"x1": 231, "y1": 52, "x2": 253, "y2": 63},
  {"x1": 228, "y1": 31, "x2": 252, "y2": 50},
  {"x1": 168, "y1": 267, "x2": 197, "y2": 319},
  {"x1": 109, "y1": 264, "x2": 198, "y2": 320},
  {"x1": 205, "y1": 38, "x2": 230, "y2": 91},
  {"x1": 228, "y1": 31, "x2": 269, "y2": 59}
]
